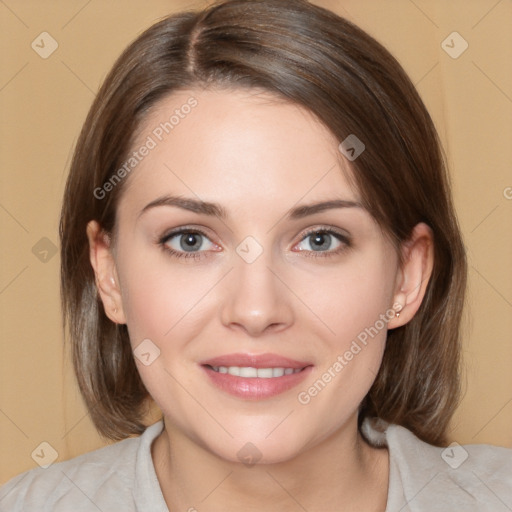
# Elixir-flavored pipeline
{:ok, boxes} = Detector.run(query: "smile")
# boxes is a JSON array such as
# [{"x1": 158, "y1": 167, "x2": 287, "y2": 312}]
[
  {"x1": 200, "y1": 353, "x2": 313, "y2": 400},
  {"x1": 209, "y1": 365, "x2": 303, "y2": 378}
]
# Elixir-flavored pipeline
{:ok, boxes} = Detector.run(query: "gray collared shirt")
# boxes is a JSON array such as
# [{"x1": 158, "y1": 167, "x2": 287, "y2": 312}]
[{"x1": 1, "y1": 418, "x2": 511, "y2": 511}]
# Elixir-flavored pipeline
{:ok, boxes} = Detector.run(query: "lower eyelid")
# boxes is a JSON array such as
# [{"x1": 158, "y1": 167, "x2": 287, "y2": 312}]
[{"x1": 165, "y1": 247, "x2": 205, "y2": 260}]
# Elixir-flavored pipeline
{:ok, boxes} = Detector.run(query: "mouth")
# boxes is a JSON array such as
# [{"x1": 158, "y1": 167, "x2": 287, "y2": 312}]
[
  {"x1": 207, "y1": 365, "x2": 303, "y2": 378},
  {"x1": 200, "y1": 353, "x2": 313, "y2": 400}
]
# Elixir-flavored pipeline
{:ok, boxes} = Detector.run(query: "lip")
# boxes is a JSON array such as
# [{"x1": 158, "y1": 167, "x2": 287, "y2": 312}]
[
  {"x1": 200, "y1": 352, "x2": 311, "y2": 369},
  {"x1": 200, "y1": 353, "x2": 313, "y2": 400}
]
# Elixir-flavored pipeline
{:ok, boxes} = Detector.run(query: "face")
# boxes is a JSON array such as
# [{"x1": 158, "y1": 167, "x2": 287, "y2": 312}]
[{"x1": 100, "y1": 88, "x2": 405, "y2": 463}]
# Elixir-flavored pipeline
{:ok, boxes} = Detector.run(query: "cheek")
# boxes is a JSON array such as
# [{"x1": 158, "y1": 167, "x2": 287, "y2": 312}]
[
  {"x1": 116, "y1": 245, "x2": 218, "y2": 348},
  {"x1": 301, "y1": 250, "x2": 396, "y2": 346},
  {"x1": 116, "y1": 251, "x2": 219, "y2": 413},
  {"x1": 294, "y1": 246, "x2": 396, "y2": 408}
]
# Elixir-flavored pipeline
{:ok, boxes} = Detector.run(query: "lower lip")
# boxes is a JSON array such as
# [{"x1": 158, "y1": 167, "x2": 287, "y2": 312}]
[{"x1": 202, "y1": 365, "x2": 313, "y2": 400}]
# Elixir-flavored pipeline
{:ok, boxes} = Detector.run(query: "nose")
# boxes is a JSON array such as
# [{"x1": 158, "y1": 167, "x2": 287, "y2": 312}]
[{"x1": 219, "y1": 250, "x2": 295, "y2": 337}]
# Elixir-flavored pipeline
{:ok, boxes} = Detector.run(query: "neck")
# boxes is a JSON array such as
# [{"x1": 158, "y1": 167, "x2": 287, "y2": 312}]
[{"x1": 152, "y1": 415, "x2": 389, "y2": 512}]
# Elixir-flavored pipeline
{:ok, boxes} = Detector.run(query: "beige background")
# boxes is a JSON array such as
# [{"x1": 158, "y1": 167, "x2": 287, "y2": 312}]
[{"x1": 1, "y1": 0, "x2": 511, "y2": 485}]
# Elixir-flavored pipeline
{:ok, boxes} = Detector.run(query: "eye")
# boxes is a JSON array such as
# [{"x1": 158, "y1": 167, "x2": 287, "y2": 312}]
[
  {"x1": 294, "y1": 228, "x2": 350, "y2": 256},
  {"x1": 159, "y1": 228, "x2": 218, "y2": 259}
]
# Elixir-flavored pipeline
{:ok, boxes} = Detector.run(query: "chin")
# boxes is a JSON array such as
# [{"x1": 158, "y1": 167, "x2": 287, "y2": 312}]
[{"x1": 202, "y1": 421, "x2": 311, "y2": 466}]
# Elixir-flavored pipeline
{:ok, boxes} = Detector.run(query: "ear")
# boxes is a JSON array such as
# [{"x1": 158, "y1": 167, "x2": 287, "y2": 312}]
[
  {"x1": 388, "y1": 222, "x2": 434, "y2": 329},
  {"x1": 86, "y1": 220, "x2": 126, "y2": 324}
]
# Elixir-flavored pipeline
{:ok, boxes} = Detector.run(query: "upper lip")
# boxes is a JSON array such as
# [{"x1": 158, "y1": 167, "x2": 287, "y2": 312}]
[{"x1": 200, "y1": 353, "x2": 312, "y2": 369}]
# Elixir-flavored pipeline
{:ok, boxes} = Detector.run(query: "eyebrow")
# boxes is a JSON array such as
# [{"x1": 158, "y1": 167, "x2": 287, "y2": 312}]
[{"x1": 138, "y1": 195, "x2": 363, "y2": 221}]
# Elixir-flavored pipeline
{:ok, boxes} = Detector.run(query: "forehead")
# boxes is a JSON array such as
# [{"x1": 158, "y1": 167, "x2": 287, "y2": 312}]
[{"x1": 120, "y1": 87, "x2": 360, "y2": 216}]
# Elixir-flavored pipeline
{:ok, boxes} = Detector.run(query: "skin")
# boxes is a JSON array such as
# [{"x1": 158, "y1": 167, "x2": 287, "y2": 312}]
[{"x1": 88, "y1": 88, "x2": 434, "y2": 511}]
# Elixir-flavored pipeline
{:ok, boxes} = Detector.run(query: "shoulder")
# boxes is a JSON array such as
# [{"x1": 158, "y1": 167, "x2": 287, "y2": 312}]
[
  {"x1": 0, "y1": 421, "x2": 165, "y2": 512},
  {"x1": 362, "y1": 418, "x2": 512, "y2": 511}
]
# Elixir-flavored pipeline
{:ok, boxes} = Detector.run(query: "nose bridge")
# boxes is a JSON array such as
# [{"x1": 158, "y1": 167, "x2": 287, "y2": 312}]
[{"x1": 219, "y1": 237, "x2": 294, "y2": 335}]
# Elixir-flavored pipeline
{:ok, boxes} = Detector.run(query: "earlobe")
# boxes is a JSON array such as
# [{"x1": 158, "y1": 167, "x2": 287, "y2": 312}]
[
  {"x1": 388, "y1": 222, "x2": 434, "y2": 329},
  {"x1": 86, "y1": 220, "x2": 126, "y2": 324}
]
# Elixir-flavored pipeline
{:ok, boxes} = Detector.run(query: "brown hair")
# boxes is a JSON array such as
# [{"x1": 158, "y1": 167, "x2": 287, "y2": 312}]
[{"x1": 60, "y1": 0, "x2": 467, "y2": 445}]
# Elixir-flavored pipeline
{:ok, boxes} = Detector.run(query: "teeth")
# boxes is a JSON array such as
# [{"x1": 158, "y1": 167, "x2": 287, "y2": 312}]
[
  {"x1": 272, "y1": 367, "x2": 285, "y2": 377},
  {"x1": 211, "y1": 366, "x2": 302, "y2": 378},
  {"x1": 256, "y1": 368, "x2": 273, "y2": 378},
  {"x1": 239, "y1": 367, "x2": 258, "y2": 378},
  {"x1": 228, "y1": 366, "x2": 240, "y2": 376}
]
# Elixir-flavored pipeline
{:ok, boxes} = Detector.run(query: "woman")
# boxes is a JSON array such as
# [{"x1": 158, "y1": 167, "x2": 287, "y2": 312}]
[{"x1": 1, "y1": 0, "x2": 510, "y2": 510}]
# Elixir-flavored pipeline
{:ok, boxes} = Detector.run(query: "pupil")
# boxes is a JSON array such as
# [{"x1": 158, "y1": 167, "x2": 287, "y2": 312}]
[{"x1": 181, "y1": 233, "x2": 201, "y2": 251}]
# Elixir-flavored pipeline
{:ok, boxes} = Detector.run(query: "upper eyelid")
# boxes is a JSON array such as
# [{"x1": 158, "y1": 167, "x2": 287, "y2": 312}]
[
  {"x1": 159, "y1": 225, "x2": 213, "y2": 241},
  {"x1": 300, "y1": 226, "x2": 350, "y2": 238}
]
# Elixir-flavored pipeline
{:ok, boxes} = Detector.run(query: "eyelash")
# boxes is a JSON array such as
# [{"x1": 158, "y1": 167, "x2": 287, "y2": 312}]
[{"x1": 158, "y1": 226, "x2": 351, "y2": 261}]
